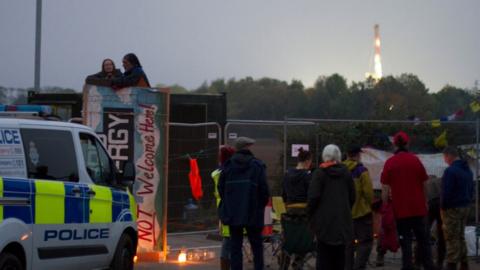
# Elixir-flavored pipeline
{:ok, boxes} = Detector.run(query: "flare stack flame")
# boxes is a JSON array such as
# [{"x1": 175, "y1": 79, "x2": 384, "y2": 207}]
[
  {"x1": 373, "y1": 24, "x2": 382, "y2": 79},
  {"x1": 366, "y1": 24, "x2": 383, "y2": 81}
]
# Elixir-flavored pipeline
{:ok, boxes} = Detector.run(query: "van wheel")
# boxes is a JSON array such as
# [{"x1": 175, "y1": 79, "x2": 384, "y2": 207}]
[
  {"x1": 0, "y1": 252, "x2": 23, "y2": 270},
  {"x1": 111, "y1": 234, "x2": 135, "y2": 270}
]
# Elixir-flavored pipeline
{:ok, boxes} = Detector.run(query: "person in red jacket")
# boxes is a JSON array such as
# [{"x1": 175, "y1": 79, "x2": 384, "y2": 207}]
[{"x1": 381, "y1": 131, "x2": 435, "y2": 270}]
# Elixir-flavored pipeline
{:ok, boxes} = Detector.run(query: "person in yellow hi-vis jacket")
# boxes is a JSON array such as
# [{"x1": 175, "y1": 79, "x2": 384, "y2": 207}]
[
  {"x1": 343, "y1": 145, "x2": 374, "y2": 270},
  {"x1": 212, "y1": 145, "x2": 236, "y2": 270}
]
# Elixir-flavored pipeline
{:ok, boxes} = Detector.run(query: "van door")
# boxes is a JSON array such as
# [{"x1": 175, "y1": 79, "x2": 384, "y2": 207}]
[
  {"x1": 21, "y1": 128, "x2": 90, "y2": 270},
  {"x1": 78, "y1": 132, "x2": 118, "y2": 268}
]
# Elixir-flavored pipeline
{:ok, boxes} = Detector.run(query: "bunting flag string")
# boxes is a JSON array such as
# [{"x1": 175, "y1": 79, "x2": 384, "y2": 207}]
[
  {"x1": 431, "y1": 119, "x2": 441, "y2": 128},
  {"x1": 429, "y1": 109, "x2": 465, "y2": 128},
  {"x1": 434, "y1": 130, "x2": 448, "y2": 149},
  {"x1": 470, "y1": 101, "x2": 480, "y2": 113},
  {"x1": 405, "y1": 95, "x2": 480, "y2": 128},
  {"x1": 404, "y1": 101, "x2": 479, "y2": 147}
]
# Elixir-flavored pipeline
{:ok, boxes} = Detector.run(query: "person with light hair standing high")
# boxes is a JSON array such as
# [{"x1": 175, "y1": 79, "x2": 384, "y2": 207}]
[{"x1": 307, "y1": 144, "x2": 355, "y2": 270}]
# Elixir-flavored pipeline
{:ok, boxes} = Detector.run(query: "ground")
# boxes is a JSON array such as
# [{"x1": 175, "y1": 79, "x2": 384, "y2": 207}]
[
  {"x1": 136, "y1": 257, "x2": 480, "y2": 270},
  {"x1": 134, "y1": 232, "x2": 480, "y2": 269}
]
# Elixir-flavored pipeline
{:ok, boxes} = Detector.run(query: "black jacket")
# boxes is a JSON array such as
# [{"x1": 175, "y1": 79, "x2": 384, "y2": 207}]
[
  {"x1": 112, "y1": 67, "x2": 151, "y2": 88},
  {"x1": 307, "y1": 163, "x2": 355, "y2": 245},
  {"x1": 283, "y1": 168, "x2": 311, "y2": 204},
  {"x1": 218, "y1": 149, "x2": 270, "y2": 227},
  {"x1": 85, "y1": 69, "x2": 122, "y2": 86}
]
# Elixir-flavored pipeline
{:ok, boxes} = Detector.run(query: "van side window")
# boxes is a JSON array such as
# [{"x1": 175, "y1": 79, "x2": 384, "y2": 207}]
[
  {"x1": 21, "y1": 129, "x2": 79, "y2": 182},
  {"x1": 80, "y1": 133, "x2": 114, "y2": 186}
]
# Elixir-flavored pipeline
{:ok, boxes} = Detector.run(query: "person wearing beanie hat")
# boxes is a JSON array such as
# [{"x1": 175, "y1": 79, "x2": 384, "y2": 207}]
[
  {"x1": 393, "y1": 131, "x2": 410, "y2": 150},
  {"x1": 212, "y1": 145, "x2": 236, "y2": 270},
  {"x1": 381, "y1": 132, "x2": 435, "y2": 270}
]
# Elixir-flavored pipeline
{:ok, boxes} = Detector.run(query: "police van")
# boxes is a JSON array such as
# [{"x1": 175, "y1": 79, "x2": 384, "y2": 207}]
[{"x1": 0, "y1": 118, "x2": 137, "y2": 270}]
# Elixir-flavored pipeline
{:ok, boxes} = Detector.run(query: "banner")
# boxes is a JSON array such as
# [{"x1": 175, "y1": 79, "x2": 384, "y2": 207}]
[
  {"x1": 360, "y1": 148, "x2": 447, "y2": 189},
  {"x1": 83, "y1": 85, "x2": 169, "y2": 253}
]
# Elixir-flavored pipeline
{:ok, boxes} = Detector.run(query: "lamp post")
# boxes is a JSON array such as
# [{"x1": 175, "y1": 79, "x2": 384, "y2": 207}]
[{"x1": 34, "y1": 0, "x2": 42, "y2": 91}]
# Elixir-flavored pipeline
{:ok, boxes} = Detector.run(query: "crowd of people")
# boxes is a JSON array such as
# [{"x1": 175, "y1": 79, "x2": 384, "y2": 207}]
[
  {"x1": 84, "y1": 53, "x2": 151, "y2": 88},
  {"x1": 214, "y1": 131, "x2": 474, "y2": 270}
]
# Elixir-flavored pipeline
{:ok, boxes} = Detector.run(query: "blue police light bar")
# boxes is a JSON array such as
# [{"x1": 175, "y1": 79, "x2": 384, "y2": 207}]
[{"x1": 0, "y1": 105, "x2": 52, "y2": 115}]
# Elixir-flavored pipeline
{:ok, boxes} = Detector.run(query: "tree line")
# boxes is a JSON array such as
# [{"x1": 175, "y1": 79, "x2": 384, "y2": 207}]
[
  {"x1": 188, "y1": 74, "x2": 478, "y2": 122},
  {"x1": 2, "y1": 73, "x2": 478, "y2": 122}
]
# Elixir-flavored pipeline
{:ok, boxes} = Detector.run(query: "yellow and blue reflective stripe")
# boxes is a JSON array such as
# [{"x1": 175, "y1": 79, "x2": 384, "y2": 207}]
[
  {"x1": 112, "y1": 189, "x2": 134, "y2": 222},
  {"x1": 2, "y1": 178, "x2": 32, "y2": 224},
  {"x1": 89, "y1": 185, "x2": 112, "y2": 223},
  {"x1": 128, "y1": 189, "x2": 137, "y2": 222},
  {"x1": 112, "y1": 189, "x2": 124, "y2": 221},
  {"x1": 0, "y1": 177, "x2": 136, "y2": 225},
  {"x1": 0, "y1": 177, "x2": 3, "y2": 222},
  {"x1": 64, "y1": 185, "x2": 84, "y2": 224},
  {"x1": 35, "y1": 180, "x2": 65, "y2": 224}
]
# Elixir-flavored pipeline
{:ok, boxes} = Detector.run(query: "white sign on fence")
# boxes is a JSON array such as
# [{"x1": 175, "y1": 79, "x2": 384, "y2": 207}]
[{"x1": 291, "y1": 144, "x2": 309, "y2": 157}]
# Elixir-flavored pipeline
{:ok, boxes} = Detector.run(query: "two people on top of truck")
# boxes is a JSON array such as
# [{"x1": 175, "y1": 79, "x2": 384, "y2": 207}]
[{"x1": 85, "y1": 53, "x2": 151, "y2": 89}]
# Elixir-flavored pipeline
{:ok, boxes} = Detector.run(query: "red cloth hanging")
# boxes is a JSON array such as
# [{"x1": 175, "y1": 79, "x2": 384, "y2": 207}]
[
  {"x1": 188, "y1": 158, "x2": 203, "y2": 201},
  {"x1": 380, "y1": 202, "x2": 400, "y2": 253}
]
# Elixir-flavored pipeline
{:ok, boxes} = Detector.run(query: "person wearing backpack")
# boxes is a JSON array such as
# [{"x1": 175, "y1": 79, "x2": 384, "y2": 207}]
[
  {"x1": 344, "y1": 146, "x2": 374, "y2": 270},
  {"x1": 218, "y1": 137, "x2": 270, "y2": 270}
]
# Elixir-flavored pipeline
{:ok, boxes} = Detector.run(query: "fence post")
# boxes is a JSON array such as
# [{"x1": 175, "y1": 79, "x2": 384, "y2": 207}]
[
  {"x1": 315, "y1": 123, "x2": 319, "y2": 166},
  {"x1": 476, "y1": 118, "x2": 479, "y2": 224},
  {"x1": 283, "y1": 116, "x2": 287, "y2": 174}
]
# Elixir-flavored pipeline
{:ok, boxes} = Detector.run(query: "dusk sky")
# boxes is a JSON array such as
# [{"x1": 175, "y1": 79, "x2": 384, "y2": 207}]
[{"x1": 1, "y1": 0, "x2": 479, "y2": 92}]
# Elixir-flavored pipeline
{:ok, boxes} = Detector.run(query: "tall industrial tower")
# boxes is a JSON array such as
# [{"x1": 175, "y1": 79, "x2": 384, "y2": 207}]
[{"x1": 365, "y1": 24, "x2": 383, "y2": 81}]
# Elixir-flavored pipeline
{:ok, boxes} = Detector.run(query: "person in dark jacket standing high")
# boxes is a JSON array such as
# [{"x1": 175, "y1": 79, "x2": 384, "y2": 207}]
[
  {"x1": 112, "y1": 53, "x2": 151, "y2": 88},
  {"x1": 381, "y1": 131, "x2": 435, "y2": 270},
  {"x1": 441, "y1": 146, "x2": 473, "y2": 270},
  {"x1": 218, "y1": 137, "x2": 270, "y2": 270},
  {"x1": 307, "y1": 144, "x2": 355, "y2": 270},
  {"x1": 85, "y1": 58, "x2": 122, "y2": 86}
]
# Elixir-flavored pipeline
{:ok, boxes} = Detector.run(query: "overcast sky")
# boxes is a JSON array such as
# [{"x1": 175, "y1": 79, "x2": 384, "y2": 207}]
[{"x1": 1, "y1": 0, "x2": 479, "y2": 92}]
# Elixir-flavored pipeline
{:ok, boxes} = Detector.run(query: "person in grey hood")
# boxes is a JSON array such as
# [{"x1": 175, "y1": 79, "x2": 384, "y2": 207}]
[
  {"x1": 307, "y1": 144, "x2": 355, "y2": 270},
  {"x1": 218, "y1": 137, "x2": 270, "y2": 270}
]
